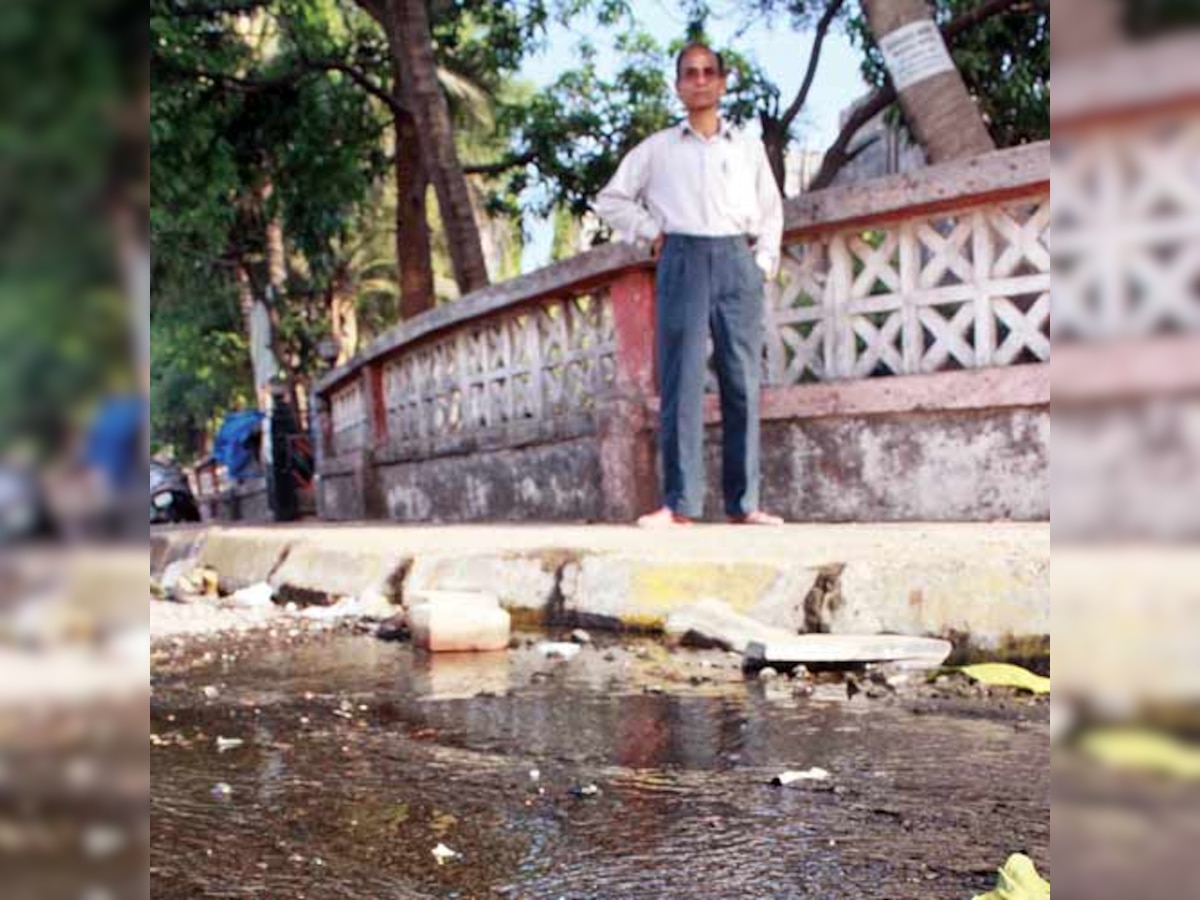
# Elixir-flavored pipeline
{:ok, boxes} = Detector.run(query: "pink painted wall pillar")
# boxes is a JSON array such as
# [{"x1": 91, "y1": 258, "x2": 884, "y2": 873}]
[
  {"x1": 598, "y1": 266, "x2": 660, "y2": 521},
  {"x1": 358, "y1": 363, "x2": 388, "y2": 519}
]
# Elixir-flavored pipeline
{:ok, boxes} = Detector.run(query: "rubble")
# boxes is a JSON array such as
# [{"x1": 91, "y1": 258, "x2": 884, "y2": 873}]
[
  {"x1": 537, "y1": 642, "x2": 581, "y2": 661},
  {"x1": 664, "y1": 598, "x2": 796, "y2": 653},
  {"x1": 408, "y1": 591, "x2": 511, "y2": 653},
  {"x1": 771, "y1": 768, "x2": 830, "y2": 786},
  {"x1": 743, "y1": 635, "x2": 953, "y2": 672},
  {"x1": 227, "y1": 582, "x2": 275, "y2": 610}
]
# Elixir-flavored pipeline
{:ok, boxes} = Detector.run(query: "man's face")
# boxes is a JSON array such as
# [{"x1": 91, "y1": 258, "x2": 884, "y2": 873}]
[{"x1": 675, "y1": 48, "x2": 726, "y2": 112}]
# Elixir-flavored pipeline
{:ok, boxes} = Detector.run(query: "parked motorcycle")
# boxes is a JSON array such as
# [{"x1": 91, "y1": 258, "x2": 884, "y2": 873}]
[
  {"x1": 150, "y1": 460, "x2": 201, "y2": 525},
  {"x1": 0, "y1": 465, "x2": 57, "y2": 544}
]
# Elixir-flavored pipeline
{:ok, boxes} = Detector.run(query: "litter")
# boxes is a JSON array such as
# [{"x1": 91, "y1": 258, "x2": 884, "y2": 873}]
[
  {"x1": 972, "y1": 853, "x2": 1049, "y2": 900},
  {"x1": 771, "y1": 768, "x2": 830, "y2": 786},
  {"x1": 215, "y1": 737, "x2": 245, "y2": 753},
  {"x1": 537, "y1": 642, "x2": 581, "y2": 661},
  {"x1": 1078, "y1": 727, "x2": 1200, "y2": 780},
  {"x1": 958, "y1": 663, "x2": 1050, "y2": 695},
  {"x1": 431, "y1": 842, "x2": 460, "y2": 865},
  {"x1": 229, "y1": 582, "x2": 275, "y2": 610}
]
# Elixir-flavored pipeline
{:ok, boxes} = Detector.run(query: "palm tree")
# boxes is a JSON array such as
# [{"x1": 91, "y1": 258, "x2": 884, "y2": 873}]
[{"x1": 389, "y1": 0, "x2": 490, "y2": 295}]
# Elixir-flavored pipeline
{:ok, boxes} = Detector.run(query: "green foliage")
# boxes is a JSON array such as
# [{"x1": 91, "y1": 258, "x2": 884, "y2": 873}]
[
  {"x1": 150, "y1": 284, "x2": 252, "y2": 460},
  {"x1": 1124, "y1": 0, "x2": 1200, "y2": 36},
  {"x1": 849, "y1": 0, "x2": 1050, "y2": 148},
  {"x1": 151, "y1": 0, "x2": 390, "y2": 453},
  {"x1": 496, "y1": 28, "x2": 675, "y2": 224},
  {"x1": 0, "y1": 0, "x2": 142, "y2": 459}
]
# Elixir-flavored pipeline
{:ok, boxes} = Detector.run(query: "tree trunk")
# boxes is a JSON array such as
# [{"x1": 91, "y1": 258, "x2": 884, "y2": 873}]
[
  {"x1": 328, "y1": 265, "x2": 359, "y2": 366},
  {"x1": 235, "y1": 258, "x2": 279, "y2": 411},
  {"x1": 862, "y1": 0, "x2": 994, "y2": 163},
  {"x1": 394, "y1": 100, "x2": 437, "y2": 318},
  {"x1": 389, "y1": 0, "x2": 489, "y2": 295},
  {"x1": 260, "y1": 181, "x2": 299, "y2": 412},
  {"x1": 759, "y1": 113, "x2": 789, "y2": 194}
]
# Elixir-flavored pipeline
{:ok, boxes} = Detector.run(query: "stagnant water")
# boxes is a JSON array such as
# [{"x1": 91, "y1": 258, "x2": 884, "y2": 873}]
[{"x1": 151, "y1": 635, "x2": 1048, "y2": 899}]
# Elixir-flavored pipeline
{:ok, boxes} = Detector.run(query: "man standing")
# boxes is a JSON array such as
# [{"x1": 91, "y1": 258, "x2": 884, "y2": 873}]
[{"x1": 595, "y1": 42, "x2": 785, "y2": 527}]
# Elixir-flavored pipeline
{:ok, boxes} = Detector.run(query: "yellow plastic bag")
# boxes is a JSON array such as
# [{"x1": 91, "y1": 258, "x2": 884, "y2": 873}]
[
  {"x1": 959, "y1": 663, "x2": 1050, "y2": 695},
  {"x1": 973, "y1": 853, "x2": 1050, "y2": 900},
  {"x1": 1079, "y1": 728, "x2": 1200, "y2": 780}
]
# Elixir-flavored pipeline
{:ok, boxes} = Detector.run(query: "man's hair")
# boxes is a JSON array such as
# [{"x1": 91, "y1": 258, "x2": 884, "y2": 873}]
[{"x1": 674, "y1": 42, "x2": 725, "y2": 81}]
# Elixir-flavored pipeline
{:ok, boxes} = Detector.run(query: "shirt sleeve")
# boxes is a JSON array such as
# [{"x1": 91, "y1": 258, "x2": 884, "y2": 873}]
[
  {"x1": 594, "y1": 140, "x2": 663, "y2": 244},
  {"x1": 753, "y1": 141, "x2": 784, "y2": 279}
]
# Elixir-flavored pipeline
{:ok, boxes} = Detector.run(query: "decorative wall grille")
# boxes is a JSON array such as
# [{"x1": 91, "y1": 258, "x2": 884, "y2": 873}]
[
  {"x1": 1052, "y1": 116, "x2": 1200, "y2": 342},
  {"x1": 329, "y1": 379, "x2": 366, "y2": 456},
  {"x1": 756, "y1": 193, "x2": 1051, "y2": 388},
  {"x1": 382, "y1": 292, "x2": 617, "y2": 446}
]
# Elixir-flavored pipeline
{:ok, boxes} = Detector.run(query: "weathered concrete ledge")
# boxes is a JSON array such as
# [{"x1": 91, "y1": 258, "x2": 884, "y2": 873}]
[{"x1": 150, "y1": 521, "x2": 1049, "y2": 654}]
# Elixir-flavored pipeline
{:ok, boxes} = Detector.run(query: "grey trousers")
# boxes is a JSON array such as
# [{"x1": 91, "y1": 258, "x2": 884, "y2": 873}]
[{"x1": 656, "y1": 233, "x2": 764, "y2": 518}]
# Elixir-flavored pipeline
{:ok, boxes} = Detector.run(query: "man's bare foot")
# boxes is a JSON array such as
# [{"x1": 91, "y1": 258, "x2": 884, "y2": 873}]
[
  {"x1": 728, "y1": 510, "x2": 785, "y2": 526},
  {"x1": 636, "y1": 506, "x2": 693, "y2": 528}
]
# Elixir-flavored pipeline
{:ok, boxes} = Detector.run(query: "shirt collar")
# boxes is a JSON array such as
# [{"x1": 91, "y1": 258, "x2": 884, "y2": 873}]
[{"x1": 679, "y1": 117, "x2": 735, "y2": 141}]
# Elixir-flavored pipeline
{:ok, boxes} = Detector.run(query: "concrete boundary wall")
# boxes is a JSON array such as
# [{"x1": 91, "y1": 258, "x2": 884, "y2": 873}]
[{"x1": 312, "y1": 143, "x2": 1051, "y2": 525}]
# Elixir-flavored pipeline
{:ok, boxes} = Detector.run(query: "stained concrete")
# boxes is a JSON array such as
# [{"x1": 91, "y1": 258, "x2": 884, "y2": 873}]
[
  {"x1": 317, "y1": 406, "x2": 1047, "y2": 525},
  {"x1": 151, "y1": 521, "x2": 1049, "y2": 651}
]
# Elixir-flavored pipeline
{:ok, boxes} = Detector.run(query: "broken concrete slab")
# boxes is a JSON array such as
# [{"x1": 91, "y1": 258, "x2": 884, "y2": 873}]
[
  {"x1": 152, "y1": 522, "x2": 1049, "y2": 649},
  {"x1": 562, "y1": 555, "x2": 823, "y2": 631},
  {"x1": 744, "y1": 635, "x2": 953, "y2": 671},
  {"x1": 409, "y1": 591, "x2": 511, "y2": 652},
  {"x1": 664, "y1": 598, "x2": 799, "y2": 653},
  {"x1": 150, "y1": 527, "x2": 207, "y2": 577},
  {"x1": 195, "y1": 528, "x2": 294, "y2": 593},
  {"x1": 268, "y1": 540, "x2": 408, "y2": 607},
  {"x1": 404, "y1": 553, "x2": 560, "y2": 616}
]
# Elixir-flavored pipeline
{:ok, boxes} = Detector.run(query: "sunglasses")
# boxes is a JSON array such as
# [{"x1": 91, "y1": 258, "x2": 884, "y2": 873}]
[{"x1": 680, "y1": 65, "x2": 722, "y2": 83}]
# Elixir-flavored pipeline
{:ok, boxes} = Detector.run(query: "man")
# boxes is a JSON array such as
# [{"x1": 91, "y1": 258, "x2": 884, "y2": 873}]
[{"x1": 595, "y1": 42, "x2": 785, "y2": 527}]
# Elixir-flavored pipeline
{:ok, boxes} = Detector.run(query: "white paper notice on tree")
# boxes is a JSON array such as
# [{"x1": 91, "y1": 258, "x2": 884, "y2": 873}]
[{"x1": 878, "y1": 20, "x2": 956, "y2": 92}]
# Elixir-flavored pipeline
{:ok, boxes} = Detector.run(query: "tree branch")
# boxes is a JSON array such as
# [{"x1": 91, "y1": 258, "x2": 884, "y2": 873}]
[
  {"x1": 157, "y1": 53, "x2": 408, "y2": 117},
  {"x1": 943, "y1": 0, "x2": 1034, "y2": 42},
  {"x1": 307, "y1": 56, "x2": 408, "y2": 117},
  {"x1": 808, "y1": 0, "x2": 1035, "y2": 191},
  {"x1": 165, "y1": 0, "x2": 265, "y2": 18},
  {"x1": 780, "y1": 0, "x2": 847, "y2": 128},
  {"x1": 462, "y1": 151, "x2": 536, "y2": 177},
  {"x1": 807, "y1": 83, "x2": 895, "y2": 191}
]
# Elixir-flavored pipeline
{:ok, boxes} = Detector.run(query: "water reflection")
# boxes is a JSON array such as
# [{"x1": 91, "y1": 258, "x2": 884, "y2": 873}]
[{"x1": 151, "y1": 636, "x2": 1048, "y2": 898}]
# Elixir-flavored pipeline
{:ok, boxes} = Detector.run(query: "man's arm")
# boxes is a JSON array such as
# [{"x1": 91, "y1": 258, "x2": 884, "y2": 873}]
[
  {"x1": 594, "y1": 140, "x2": 663, "y2": 245},
  {"x1": 753, "y1": 142, "x2": 784, "y2": 279}
]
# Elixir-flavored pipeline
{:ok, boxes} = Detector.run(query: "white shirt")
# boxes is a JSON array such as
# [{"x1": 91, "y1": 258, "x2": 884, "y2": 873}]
[{"x1": 594, "y1": 118, "x2": 784, "y2": 278}]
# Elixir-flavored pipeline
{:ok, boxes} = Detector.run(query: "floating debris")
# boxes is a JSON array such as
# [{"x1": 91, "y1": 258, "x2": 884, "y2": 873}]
[
  {"x1": 570, "y1": 783, "x2": 600, "y2": 798},
  {"x1": 771, "y1": 768, "x2": 830, "y2": 786},
  {"x1": 432, "y1": 842, "x2": 460, "y2": 865},
  {"x1": 202, "y1": 685, "x2": 220, "y2": 700},
  {"x1": 211, "y1": 782, "x2": 233, "y2": 799},
  {"x1": 537, "y1": 642, "x2": 581, "y2": 661},
  {"x1": 215, "y1": 737, "x2": 245, "y2": 753}
]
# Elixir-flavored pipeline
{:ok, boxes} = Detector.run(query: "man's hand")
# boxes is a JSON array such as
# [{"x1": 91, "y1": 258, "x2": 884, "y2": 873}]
[{"x1": 650, "y1": 234, "x2": 666, "y2": 259}]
